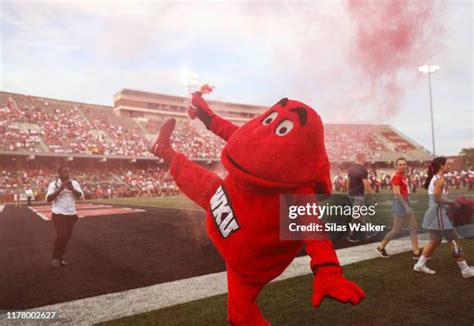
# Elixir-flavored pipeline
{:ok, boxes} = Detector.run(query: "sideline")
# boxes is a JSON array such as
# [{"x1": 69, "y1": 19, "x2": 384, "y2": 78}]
[{"x1": 1, "y1": 225, "x2": 472, "y2": 325}]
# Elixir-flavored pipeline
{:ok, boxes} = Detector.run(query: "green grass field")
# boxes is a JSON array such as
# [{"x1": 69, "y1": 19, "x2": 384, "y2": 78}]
[
  {"x1": 90, "y1": 192, "x2": 473, "y2": 229},
  {"x1": 92, "y1": 191, "x2": 473, "y2": 325},
  {"x1": 100, "y1": 240, "x2": 474, "y2": 326}
]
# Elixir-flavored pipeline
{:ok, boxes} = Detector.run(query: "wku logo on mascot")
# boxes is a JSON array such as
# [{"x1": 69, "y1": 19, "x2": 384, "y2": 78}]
[{"x1": 150, "y1": 93, "x2": 365, "y2": 325}]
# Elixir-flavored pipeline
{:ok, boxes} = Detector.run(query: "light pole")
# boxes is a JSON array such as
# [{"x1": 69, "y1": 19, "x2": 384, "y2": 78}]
[
  {"x1": 179, "y1": 69, "x2": 199, "y2": 96},
  {"x1": 418, "y1": 65, "x2": 439, "y2": 156}
]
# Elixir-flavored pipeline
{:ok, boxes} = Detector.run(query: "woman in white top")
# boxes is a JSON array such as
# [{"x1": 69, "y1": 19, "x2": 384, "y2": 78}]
[{"x1": 414, "y1": 157, "x2": 474, "y2": 278}]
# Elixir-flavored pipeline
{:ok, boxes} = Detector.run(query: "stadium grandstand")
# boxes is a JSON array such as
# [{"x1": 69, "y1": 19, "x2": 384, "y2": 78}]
[
  {"x1": 3, "y1": 89, "x2": 466, "y2": 203},
  {"x1": 1, "y1": 89, "x2": 432, "y2": 160}
]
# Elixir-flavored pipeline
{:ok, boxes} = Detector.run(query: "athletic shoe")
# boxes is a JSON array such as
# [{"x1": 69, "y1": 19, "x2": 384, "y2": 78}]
[
  {"x1": 347, "y1": 237, "x2": 361, "y2": 243},
  {"x1": 413, "y1": 249, "x2": 423, "y2": 260},
  {"x1": 51, "y1": 259, "x2": 61, "y2": 268},
  {"x1": 461, "y1": 267, "x2": 474, "y2": 279},
  {"x1": 413, "y1": 264, "x2": 436, "y2": 274},
  {"x1": 61, "y1": 260, "x2": 70, "y2": 266},
  {"x1": 149, "y1": 118, "x2": 176, "y2": 156},
  {"x1": 376, "y1": 246, "x2": 390, "y2": 258}
]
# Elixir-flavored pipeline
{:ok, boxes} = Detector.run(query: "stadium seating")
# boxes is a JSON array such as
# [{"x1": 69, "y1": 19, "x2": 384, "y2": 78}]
[
  {"x1": 0, "y1": 91, "x2": 431, "y2": 162},
  {"x1": 0, "y1": 165, "x2": 180, "y2": 199},
  {"x1": 7, "y1": 90, "x2": 471, "y2": 202},
  {"x1": 9, "y1": 90, "x2": 467, "y2": 201}
]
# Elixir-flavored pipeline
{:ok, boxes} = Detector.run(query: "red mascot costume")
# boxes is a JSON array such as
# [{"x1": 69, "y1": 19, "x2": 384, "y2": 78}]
[{"x1": 150, "y1": 94, "x2": 365, "y2": 325}]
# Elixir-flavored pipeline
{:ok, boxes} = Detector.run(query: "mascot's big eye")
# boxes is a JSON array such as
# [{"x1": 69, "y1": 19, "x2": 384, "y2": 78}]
[
  {"x1": 275, "y1": 119, "x2": 294, "y2": 136},
  {"x1": 262, "y1": 112, "x2": 278, "y2": 125}
]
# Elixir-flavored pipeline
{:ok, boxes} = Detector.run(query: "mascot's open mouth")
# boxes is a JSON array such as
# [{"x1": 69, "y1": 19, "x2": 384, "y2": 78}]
[
  {"x1": 224, "y1": 150, "x2": 296, "y2": 186},
  {"x1": 224, "y1": 150, "x2": 309, "y2": 187},
  {"x1": 225, "y1": 150, "x2": 261, "y2": 179}
]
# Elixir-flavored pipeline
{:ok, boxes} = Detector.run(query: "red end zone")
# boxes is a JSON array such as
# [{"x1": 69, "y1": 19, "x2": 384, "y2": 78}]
[{"x1": 29, "y1": 203, "x2": 145, "y2": 221}]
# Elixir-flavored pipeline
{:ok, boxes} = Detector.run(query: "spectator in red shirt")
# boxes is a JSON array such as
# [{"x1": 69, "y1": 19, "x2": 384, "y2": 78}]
[{"x1": 377, "y1": 158, "x2": 421, "y2": 259}]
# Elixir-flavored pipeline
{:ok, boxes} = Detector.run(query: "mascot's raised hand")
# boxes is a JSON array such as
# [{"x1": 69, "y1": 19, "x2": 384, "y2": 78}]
[
  {"x1": 188, "y1": 84, "x2": 215, "y2": 125},
  {"x1": 189, "y1": 92, "x2": 215, "y2": 128}
]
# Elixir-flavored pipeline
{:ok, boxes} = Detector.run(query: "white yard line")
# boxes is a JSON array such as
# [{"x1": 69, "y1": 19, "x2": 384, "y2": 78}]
[
  {"x1": 28, "y1": 207, "x2": 50, "y2": 221},
  {"x1": 28, "y1": 206, "x2": 146, "y2": 220}
]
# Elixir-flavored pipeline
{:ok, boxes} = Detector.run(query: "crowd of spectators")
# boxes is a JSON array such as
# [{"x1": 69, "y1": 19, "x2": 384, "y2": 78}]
[
  {"x1": 0, "y1": 95, "x2": 43, "y2": 152},
  {"x1": 332, "y1": 168, "x2": 474, "y2": 193},
  {"x1": 325, "y1": 126, "x2": 387, "y2": 162},
  {"x1": 381, "y1": 131, "x2": 416, "y2": 153},
  {"x1": 1, "y1": 162, "x2": 472, "y2": 204},
  {"x1": 1, "y1": 92, "x2": 428, "y2": 161},
  {"x1": 84, "y1": 107, "x2": 150, "y2": 157},
  {"x1": 114, "y1": 166, "x2": 178, "y2": 197},
  {"x1": 84, "y1": 165, "x2": 474, "y2": 198},
  {"x1": 1, "y1": 94, "x2": 227, "y2": 159},
  {"x1": 0, "y1": 165, "x2": 180, "y2": 199},
  {"x1": 0, "y1": 167, "x2": 51, "y2": 197},
  {"x1": 8, "y1": 95, "x2": 111, "y2": 155}
]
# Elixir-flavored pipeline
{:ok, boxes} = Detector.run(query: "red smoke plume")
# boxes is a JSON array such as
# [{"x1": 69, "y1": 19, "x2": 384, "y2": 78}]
[{"x1": 346, "y1": 0, "x2": 441, "y2": 117}]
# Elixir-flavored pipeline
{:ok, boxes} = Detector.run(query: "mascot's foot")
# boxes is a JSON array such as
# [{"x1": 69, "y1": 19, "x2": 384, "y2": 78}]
[{"x1": 149, "y1": 118, "x2": 177, "y2": 161}]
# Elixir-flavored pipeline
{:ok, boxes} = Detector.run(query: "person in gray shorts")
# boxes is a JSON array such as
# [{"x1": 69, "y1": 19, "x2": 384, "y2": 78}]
[
  {"x1": 392, "y1": 196, "x2": 412, "y2": 217},
  {"x1": 377, "y1": 158, "x2": 421, "y2": 259},
  {"x1": 414, "y1": 157, "x2": 473, "y2": 278}
]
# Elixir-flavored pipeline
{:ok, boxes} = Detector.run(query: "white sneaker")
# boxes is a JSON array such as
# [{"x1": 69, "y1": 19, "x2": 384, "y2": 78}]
[
  {"x1": 413, "y1": 264, "x2": 436, "y2": 274},
  {"x1": 51, "y1": 259, "x2": 61, "y2": 268},
  {"x1": 461, "y1": 267, "x2": 474, "y2": 279}
]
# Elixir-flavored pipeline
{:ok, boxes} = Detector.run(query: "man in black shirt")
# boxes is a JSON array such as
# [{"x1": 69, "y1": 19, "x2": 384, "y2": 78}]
[{"x1": 347, "y1": 153, "x2": 375, "y2": 242}]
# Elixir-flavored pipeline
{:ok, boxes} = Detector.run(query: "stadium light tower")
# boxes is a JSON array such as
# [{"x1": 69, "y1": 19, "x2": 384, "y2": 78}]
[
  {"x1": 179, "y1": 69, "x2": 199, "y2": 96},
  {"x1": 418, "y1": 64, "x2": 439, "y2": 156}
]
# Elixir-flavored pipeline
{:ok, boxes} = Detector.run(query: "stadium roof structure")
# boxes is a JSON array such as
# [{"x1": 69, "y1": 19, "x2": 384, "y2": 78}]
[{"x1": 114, "y1": 88, "x2": 267, "y2": 123}]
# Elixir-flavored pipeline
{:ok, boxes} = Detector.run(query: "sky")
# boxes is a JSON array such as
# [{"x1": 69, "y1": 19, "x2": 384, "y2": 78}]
[{"x1": 0, "y1": 0, "x2": 472, "y2": 155}]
